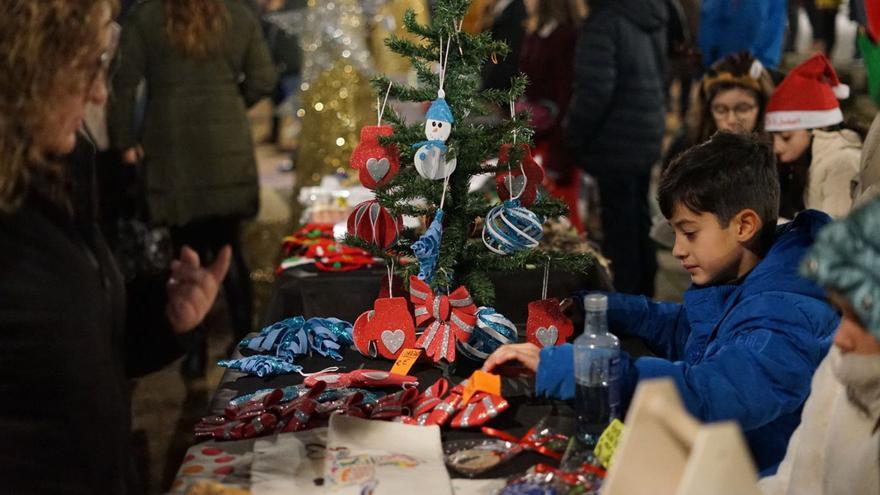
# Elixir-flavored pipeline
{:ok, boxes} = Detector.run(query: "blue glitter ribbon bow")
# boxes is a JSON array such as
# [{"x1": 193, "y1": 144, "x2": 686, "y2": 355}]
[
  {"x1": 412, "y1": 209, "x2": 444, "y2": 282},
  {"x1": 219, "y1": 316, "x2": 354, "y2": 377}
]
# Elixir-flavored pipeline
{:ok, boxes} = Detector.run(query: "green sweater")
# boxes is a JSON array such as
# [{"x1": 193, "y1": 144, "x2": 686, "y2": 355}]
[{"x1": 108, "y1": 0, "x2": 277, "y2": 226}]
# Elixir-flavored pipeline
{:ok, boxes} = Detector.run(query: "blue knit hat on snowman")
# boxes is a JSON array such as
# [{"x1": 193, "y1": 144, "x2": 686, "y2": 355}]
[{"x1": 427, "y1": 97, "x2": 454, "y2": 125}]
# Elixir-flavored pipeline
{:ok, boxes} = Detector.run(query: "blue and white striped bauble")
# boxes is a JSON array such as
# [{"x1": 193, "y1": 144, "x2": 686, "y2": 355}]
[
  {"x1": 482, "y1": 199, "x2": 544, "y2": 255},
  {"x1": 457, "y1": 306, "x2": 517, "y2": 361}
]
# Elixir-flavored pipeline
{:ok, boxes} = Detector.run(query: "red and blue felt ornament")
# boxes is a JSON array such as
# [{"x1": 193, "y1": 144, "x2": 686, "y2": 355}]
[
  {"x1": 347, "y1": 199, "x2": 401, "y2": 250},
  {"x1": 409, "y1": 276, "x2": 477, "y2": 363}
]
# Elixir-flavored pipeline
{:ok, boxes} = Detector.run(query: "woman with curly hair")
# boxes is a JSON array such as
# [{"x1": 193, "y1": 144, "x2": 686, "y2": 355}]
[
  {"x1": 0, "y1": 1, "x2": 230, "y2": 492},
  {"x1": 108, "y1": 0, "x2": 277, "y2": 377}
]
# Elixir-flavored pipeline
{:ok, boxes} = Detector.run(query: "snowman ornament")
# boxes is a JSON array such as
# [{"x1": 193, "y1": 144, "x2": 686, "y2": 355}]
[{"x1": 413, "y1": 92, "x2": 457, "y2": 180}]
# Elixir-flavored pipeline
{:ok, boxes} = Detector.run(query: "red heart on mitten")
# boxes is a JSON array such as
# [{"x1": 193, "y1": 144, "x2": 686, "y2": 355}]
[{"x1": 526, "y1": 298, "x2": 574, "y2": 348}]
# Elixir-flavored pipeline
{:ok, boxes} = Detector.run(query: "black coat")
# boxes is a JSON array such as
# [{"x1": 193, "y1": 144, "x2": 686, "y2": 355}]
[
  {"x1": 0, "y1": 136, "x2": 182, "y2": 494},
  {"x1": 565, "y1": 0, "x2": 668, "y2": 175}
]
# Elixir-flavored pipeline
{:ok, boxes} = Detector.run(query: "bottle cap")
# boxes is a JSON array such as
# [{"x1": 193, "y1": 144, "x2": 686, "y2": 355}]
[{"x1": 583, "y1": 293, "x2": 607, "y2": 312}]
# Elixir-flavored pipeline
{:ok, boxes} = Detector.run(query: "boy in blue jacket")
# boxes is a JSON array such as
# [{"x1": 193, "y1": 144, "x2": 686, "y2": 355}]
[{"x1": 483, "y1": 132, "x2": 839, "y2": 474}]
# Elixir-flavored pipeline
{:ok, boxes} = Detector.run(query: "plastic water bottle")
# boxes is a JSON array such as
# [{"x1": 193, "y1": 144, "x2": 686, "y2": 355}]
[{"x1": 573, "y1": 293, "x2": 621, "y2": 446}]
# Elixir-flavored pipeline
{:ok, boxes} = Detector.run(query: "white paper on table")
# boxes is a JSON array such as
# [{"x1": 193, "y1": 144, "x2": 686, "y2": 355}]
[
  {"x1": 251, "y1": 428, "x2": 328, "y2": 495},
  {"x1": 451, "y1": 478, "x2": 507, "y2": 495},
  {"x1": 324, "y1": 415, "x2": 453, "y2": 495}
]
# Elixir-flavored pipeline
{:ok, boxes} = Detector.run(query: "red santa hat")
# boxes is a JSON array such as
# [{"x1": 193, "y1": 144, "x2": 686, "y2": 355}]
[{"x1": 765, "y1": 54, "x2": 849, "y2": 132}]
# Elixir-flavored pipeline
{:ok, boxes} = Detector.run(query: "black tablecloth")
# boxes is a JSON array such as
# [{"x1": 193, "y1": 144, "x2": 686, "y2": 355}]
[{"x1": 207, "y1": 263, "x2": 623, "y2": 479}]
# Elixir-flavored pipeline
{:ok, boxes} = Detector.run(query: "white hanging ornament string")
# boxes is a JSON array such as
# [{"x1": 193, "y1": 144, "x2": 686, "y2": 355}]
[
  {"x1": 542, "y1": 258, "x2": 550, "y2": 300},
  {"x1": 377, "y1": 81, "x2": 393, "y2": 126},
  {"x1": 452, "y1": 19, "x2": 464, "y2": 56},
  {"x1": 437, "y1": 35, "x2": 452, "y2": 98},
  {"x1": 505, "y1": 99, "x2": 527, "y2": 201},
  {"x1": 297, "y1": 366, "x2": 341, "y2": 377},
  {"x1": 439, "y1": 166, "x2": 451, "y2": 210},
  {"x1": 387, "y1": 256, "x2": 395, "y2": 297}
]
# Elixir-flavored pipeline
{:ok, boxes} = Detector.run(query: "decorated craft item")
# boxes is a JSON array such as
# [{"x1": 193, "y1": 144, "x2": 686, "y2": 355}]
[
  {"x1": 450, "y1": 392, "x2": 509, "y2": 428},
  {"x1": 413, "y1": 37, "x2": 457, "y2": 180},
  {"x1": 306, "y1": 243, "x2": 376, "y2": 272},
  {"x1": 458, "y1": 306, "x2": 518, "y2": 362},
  {"x1": 412, "y1": 378, "x2": 449, "y2": 417},
  {"x1": 443, "y1": 438, "x2": 522, "y2": 477},
  {"x1": 482, "y1": 199, "x2": 544, "y2": 255},
  {"x1": 219, "y1": 316, "x2": 354, "y2": 377},
  {"x1": 409, "y1": 275, "x2": 478, "y2": 363},
  {"x1": 352, "y1": 297, "x2": 417, "y2": 359},
  {"x1": 496, "y1": 143, "x2": 544, "y2": 207},
  {"x1": 526, "y1": 298, "x2": 574, "y2": 348},
  {"x1": 216, "y1": 355, "x2": 301, "y2": 378},
  {"x1": 425, "y1": 384, "x2": 465, "y2": 426},
  {"x1": 369, "y1": 387, "x2": 420, "y2": 419},
  {"x1": 347, "y1": 199, "x2": 402, "y2": 250},
  {"x1": 282, "y1": 223, "x2": 335, "y2": 256},
  {"x1": 481, "y1": 425, "x2": 569, "y2": 461},
  {"x1": 303, "y1": 369, "x2": 419, "y2": 389},
  {"x1": 412, "y1": 209, "x2": 444, "y2": 281},
  {"x1": 353, "y1": 83, "x2": 401, "y2": 188}
]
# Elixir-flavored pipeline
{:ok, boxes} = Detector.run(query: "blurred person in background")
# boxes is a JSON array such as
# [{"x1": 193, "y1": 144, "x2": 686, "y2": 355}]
[
  {"x1": 108, "y1": 0, "x2": 277, "y2": 378},
  {"x1": 700, "y1": 0, "x2": 787, "y2": 69},
  {"x1": 0, "y1": 1, "x2": 230, "y2": 492},
  {"x1": 481, "y1": 0, "x2": 528, "y2": 91},
  {"x1": 804, "y1": 0, "x2": 842, "y2": 55},
  {"x1": 765, "y1": 54, "x2": 863, "y2": 221},
  {"x1": 517, "y1": 0, "x2": 585, "y2": 231},
  {"x1": 565, "y1": 0, "x2": 668, "y2": 296}
]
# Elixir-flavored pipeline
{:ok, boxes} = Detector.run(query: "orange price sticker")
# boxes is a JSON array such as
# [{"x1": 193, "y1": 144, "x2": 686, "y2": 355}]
[
  {"x1": 390, "y1": 348, "x2": 422, "y2": 376},
  {"x1": 461, "y1": 370, "x2": 501, "y2": 404}
]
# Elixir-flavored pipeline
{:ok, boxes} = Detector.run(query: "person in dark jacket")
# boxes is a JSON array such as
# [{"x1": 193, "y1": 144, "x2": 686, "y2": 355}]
[
  {"x1": 484, "y1": 133, "x2": 839, "y2": 474},
  {"x1": 0, "y1": 1, "x2": 230, "y2": 492},
  {"x1": 108, "y1": 0, "x2": 278, "y2": 376},
  {"x1": 482, "y1": 0, "x2": 528, "y2": 91},
  {"x1": 565, "y1": 0, "x2": 668, "y2": 296}
]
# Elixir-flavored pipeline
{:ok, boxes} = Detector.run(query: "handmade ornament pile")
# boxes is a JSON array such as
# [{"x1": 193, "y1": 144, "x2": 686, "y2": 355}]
[
  {"x1": 278, "y1": 224, "x2": 376, "y2": 273},
  {"x1": 194, "y1": 373, "x2": 510, "y2": 441},
  {"x1": 218, "y1": 316, "x2": 355, "y2": 377}
]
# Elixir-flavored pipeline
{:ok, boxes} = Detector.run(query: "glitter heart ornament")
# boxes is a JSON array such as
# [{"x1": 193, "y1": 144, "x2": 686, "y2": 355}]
[
  {"x1": 526, "y1": 298, "x2": 574, "y2": 348},
  {"x1": 351, "y1": 125, "x2": 400, "y2": 189}
]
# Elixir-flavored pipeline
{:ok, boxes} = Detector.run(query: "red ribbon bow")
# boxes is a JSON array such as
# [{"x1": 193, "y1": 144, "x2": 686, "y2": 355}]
[
  {"x1": 409, "y1": 276, "x2": 477, "y2": 362},
  {"x1": 480, "y1": 426, "x2": 567, "y2": 460}
]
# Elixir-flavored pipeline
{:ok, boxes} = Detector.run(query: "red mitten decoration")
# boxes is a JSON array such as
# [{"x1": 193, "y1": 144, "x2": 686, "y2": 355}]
[
  {"x1": 347, "y1": 200, "x2": 401, "y2": 250},
  {"x1": 496, "y1": 143, "x2": 545, "y2": 207},
  {"x1": 352, "y1": 297, "x2": 417, "y2": 359},
  {"x1": 451, "y1": 393, "x2": 510, "y2": 428},
  {"x1": 409, "y1": 276, "x2": 478, "y2": 363},
  {"x1": 351, "y1": 125, "x2": 400, "y2": 188},
  {"x1": 526, "y1": 298, "x2": 574, "y2": 348}
]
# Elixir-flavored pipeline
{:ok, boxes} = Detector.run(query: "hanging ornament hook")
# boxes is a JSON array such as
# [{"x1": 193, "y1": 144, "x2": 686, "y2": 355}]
[
  {"x1": 438, "y1": 35, "x2": 453, "y2": 98},
  {"x1": 506, "y1": 99, "x2": 527, "y2": 201},
  {"x1": 542, "y1": 258, "x2": 550, "y2": 300},
  {"x1": 387, "y1": 256, "x2": 395, "y2": 297},
  {"x1": 452, "y1": 19, "x2": 464, "y2": 56},
  {"x1": 377, "y1": 81, "x2": 393, "y2": 126}
]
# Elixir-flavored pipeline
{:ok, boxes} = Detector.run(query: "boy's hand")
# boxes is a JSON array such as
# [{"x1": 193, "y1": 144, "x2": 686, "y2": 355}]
[
  {"x1": 165, "y1": 245, "x2": 231, "y2": 333},
  {"x1": 482, "y1": 343, "x2": 541, "y2": 374}
]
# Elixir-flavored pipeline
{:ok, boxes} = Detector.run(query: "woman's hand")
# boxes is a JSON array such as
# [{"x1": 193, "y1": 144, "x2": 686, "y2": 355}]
[
  {"x1": 165, "y1": 245, "x2": 231, "y2": 333},
  {"x1": 482, "y1": 343, "x2": 542, "y2": 374},
  {"x1": 121, "y1": 145, "x2": 143, "y2": 165}
]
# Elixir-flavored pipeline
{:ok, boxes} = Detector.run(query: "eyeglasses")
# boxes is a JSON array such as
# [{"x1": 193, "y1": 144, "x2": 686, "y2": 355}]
[{"x1": 711, "y1": 103, "x2": 758, "y2": 118}]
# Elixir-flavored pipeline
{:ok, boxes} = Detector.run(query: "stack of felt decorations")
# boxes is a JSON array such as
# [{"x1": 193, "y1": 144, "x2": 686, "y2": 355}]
[
  {"x1": 278, "y1": 223, "x2": 376, "y2": 273},
  {"x1": 218, "y1": 316, "x2": 354, "y2": 377},
  {"x1": 342, "y1": 0, "x2": 595, "y2": 363}
]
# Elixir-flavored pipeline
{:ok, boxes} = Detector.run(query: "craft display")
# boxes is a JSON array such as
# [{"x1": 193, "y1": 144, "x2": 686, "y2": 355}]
[
  {"x1": 457, "y1": 306, "x2": 517, "y2": 361},
  {"x1": 409, "y1": 276, "x2": 478, "y2": 363},
  {"x1": 347, "y1": 199, "x2": 402, "y2": 250},
  {"x1": 496, "y1": 143, "x2": 544, "y2": 207},
  {"x1": 352, "y1": 297, "x2": 417, "y2": 359},
  {"x1": 450, "y1": 392, "x2": 509, "y2": 428},
  {"x1": 279, "y1": 224, "x2": 376, "y2": 273}
]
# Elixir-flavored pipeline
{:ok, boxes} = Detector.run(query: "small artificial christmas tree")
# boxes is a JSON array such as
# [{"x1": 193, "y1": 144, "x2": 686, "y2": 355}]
[{"x1": 346, "y1": 0, "x2": 594, "y2": 310}]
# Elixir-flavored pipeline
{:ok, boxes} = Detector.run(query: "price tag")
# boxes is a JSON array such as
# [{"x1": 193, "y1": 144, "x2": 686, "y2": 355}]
[
  {"x1": 461, "y1": 370, "x2": 501, "y2": 404},
  {"x1": 390, "y1": 348, "x2": 422, "y2": 376},
  {"x1": 593, "y1": 418, "x2": 624, "y2": 469}
]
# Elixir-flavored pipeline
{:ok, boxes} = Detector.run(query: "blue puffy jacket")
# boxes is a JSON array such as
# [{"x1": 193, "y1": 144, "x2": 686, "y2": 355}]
[
  {"x1": 699, "y1": 0, "x2": 787, "y2": 69},
  {"x1": 536, "y1": 210, "x2": 839, "y2": 474}
]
